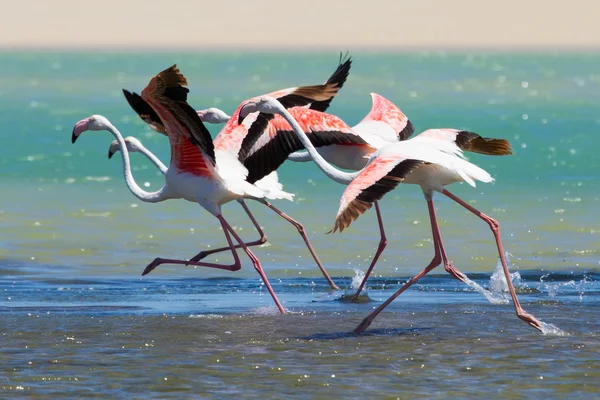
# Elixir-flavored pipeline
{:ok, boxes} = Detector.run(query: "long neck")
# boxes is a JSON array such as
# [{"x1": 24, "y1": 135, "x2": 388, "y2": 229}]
[
  {"x1": 274, "y1": 104, "x2": 358, "y2": 184},
  {"x1": 106, "y1": 124, "x2": 170, "y2": 202},
  {"x1": 287, "y1": 150, "x2": 312, "y2": 163},
  {"x1": 137, "y1": 145, "x2": 168, "y2": 175}
]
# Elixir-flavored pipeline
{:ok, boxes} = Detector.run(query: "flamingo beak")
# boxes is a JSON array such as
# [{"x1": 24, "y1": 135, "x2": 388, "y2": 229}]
[
  {"x1": 71, "y1": 129, "x2": 78, "y2": 144},
  {"x1": 72, "y1": 119, "x2": 89, "y2": 144},
  {"x1": 108, "y1": 149, "x2": 116, "y2": 159},
  {"x1": 237, "y1": 102, "x2": 256, "y2": 125}
]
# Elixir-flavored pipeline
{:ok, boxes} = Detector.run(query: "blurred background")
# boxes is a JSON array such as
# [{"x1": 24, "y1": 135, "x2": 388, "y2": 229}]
[
  {"x1": 1, "y1": 0, "x2": 598, "y2": 280},
  {"x1": 1, "y1": 0, "x2": 598, "y2": 49}
]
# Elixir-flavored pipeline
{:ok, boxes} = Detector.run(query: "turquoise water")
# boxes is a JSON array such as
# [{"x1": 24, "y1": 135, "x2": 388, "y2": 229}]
[{"x1": 1, "y1": 51, "x2": 599, "y2": 397}]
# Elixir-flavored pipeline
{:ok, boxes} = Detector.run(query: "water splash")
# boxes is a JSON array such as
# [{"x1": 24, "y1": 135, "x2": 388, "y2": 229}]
[
  {"x1": 456, "y1": 254, "x2": 516, "y2": 305},
  {"x1": 338, "y1": 269, "x2": 371, "y2": 303},
  {"x1": 540, "y1": 321, "x2": 569, "y2": 336},
  {"x1": 539, "y1": 273, "x2": 590, "y2": 302},
  {"x1": 463, "y1": 274, "x2": 509, "y2": 305},
  {"x1": 252, "y1": 306, "x2": 286, "y2": 316},
  {"x1": 489, "y1": 253, "x2": 521, "y2": 294},
  {"x1": 349, "y1": 269, "x2": 365, "y2": 290}
]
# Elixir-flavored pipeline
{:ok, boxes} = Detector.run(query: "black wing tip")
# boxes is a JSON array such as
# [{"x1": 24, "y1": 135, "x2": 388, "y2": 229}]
[
  {"x1": 338, "y1": 50, "x2": 352, "y2": 68},
  {"x1": 308, "y1": 51, "x2": 352, "y2": 112},
  {"x1": 456, "y1": 131, "x2": 513, "y2": 156},
  {"x1": 122, "y1": 89, "x2": 143, "y2": 106},
  {"x1": 398, "y1": 119, "x2": 415, "y2": 141}
]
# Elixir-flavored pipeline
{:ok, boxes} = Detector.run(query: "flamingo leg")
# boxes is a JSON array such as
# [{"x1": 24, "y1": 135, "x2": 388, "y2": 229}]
[
  {"x1": 349, "y1": 201, "x2": 387, "y2": 298},
  {"x1": 259, "y1": 199, "x2": 340, "y2": 290},
  {"x1": 189, "y1": 200, "x2": 267, "y2": 262},
  {"x1": 143, "y1": 214, "x2": 285, "y2": 314},
  {"x1": 354, "y1": 199, "x2": 443, "y2": 333},
  {"x1": 143, "y1": 216, "x2": 245, "y2": 276},
  {"x1": 217, "y1": 214, "x2": 285, "y2": 314},
  {"x1": 442, "y1": 189, "x2": 542, "y2": 331}
]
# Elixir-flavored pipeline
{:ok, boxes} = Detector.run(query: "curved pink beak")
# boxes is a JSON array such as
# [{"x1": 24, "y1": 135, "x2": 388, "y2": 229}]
[{"x1": 72, "y1": 118, "x2": 89, "y2": 143}]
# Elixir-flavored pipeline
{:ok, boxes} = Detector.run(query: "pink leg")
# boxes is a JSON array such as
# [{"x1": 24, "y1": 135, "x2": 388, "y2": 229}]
[
  {"x1": 354, "y1": 199, "x2": 443, "y2": 333},
  {"x1": 143, "y1": 216, "x2": 244, "y2": 276},
  {"x1": 217, "y1": 214, "x2": 285, "y2": 314},
  {"x1": 350, "y1": 201, "x2": 387, "y2": 298},
  {"x1": 144, "y1": 214, "x2": 285, "y2": 314},
  {"x1": 189, "y1": 200, "x2": 267, "y2": 262},
  {"x1": 442, "y1": 189, "x2": 542, "y2": 331},
  {"x1": 260, "y1": 200, "x2": 340, "y2": 290}
]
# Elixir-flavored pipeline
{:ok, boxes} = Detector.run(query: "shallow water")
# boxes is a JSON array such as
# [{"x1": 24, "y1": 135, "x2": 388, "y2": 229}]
[
  {"x1": 2, "y1": 269, "x2": 599, "y2": 398},
  {"x1": 1, "y1": 51, "x2": 600, "y2": 397}
]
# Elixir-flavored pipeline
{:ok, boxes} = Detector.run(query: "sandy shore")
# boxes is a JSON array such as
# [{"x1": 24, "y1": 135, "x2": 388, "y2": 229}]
[{"x1": 1, "y1": 0, "x2": 599, "y2": 50}]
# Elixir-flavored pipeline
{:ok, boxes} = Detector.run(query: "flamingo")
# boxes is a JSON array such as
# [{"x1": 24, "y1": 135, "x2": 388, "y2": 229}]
[
  {"x1": 238, "y1": 93, "x2": 517, "y2": 302},
  {"x1": 72, "y1": 65, "x2": 345, "y2": 313},
  {"x1": 237, "y1": 96, "x2": 544, "y2": 333},
  {"x1": 107, "y1": 135, "x2": 291, "y2": 271},
  {"x1": 120, "y1": 56, "x2": 354, "y2": 290},
  {"x1": 236, "y1": 93, "x2": 411, "y2": 297}
]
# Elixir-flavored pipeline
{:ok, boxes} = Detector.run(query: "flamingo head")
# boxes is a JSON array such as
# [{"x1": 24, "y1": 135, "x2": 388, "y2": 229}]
[
  {"x1": 237, "y1": 96, "x2": 282, "y2": 124},
  {"x1": 72, "y1": 115, "x2": 112, "y2": 144},
  {"x1": 196, "y1": 107, "x2": 231, "y2": 124},
  {"x1": 108, "y1": 136, "x2": 145, "y2": 159}
]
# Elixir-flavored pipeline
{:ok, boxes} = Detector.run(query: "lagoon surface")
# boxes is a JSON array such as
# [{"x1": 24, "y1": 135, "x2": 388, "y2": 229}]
[{"x1": 1, "y1": 51, "x2": 599, "y2": 398}]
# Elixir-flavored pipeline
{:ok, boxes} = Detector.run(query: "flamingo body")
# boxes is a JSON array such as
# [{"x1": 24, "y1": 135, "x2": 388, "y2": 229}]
[
  {"x1": 237, "y1": 95, "x2": 542, "y2": 334},
  {"x1": 332, "y1": 141, "x2": 493, "y2": 232},
  {"x1": 117, "y1": 63, "x2": 346, "y2": 290}
]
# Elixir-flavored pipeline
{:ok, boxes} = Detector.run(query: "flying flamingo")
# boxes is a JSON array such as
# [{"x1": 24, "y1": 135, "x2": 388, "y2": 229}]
[
  {"x1": 72, "y1": 65, "x2": 345, "y2": 313},
  {"x1": 237, "y1": 96, "x2": 544, "y2": 333},
  {"x1": 121, "y1": 56, "x2": 354, "y2": 289}
]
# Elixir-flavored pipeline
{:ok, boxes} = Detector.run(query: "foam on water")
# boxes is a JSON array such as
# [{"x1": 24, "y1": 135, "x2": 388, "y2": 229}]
[{"x1": 252, "y1": 306, "x2": 286, "y2": 316}]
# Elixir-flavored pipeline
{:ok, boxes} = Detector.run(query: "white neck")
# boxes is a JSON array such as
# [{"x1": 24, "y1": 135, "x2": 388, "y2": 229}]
[
  {"x1": 287, "y1": 150, "x2": 312, "y2": 163},
  {"x1": 137, "y1": 145, "x2": 168, "y2": 175},
  {"x1": 105, "y1": 123, "x2": 171, "y2": 202},
  {"x1": 271, "y1": 102, "x2": 358, "y2": 184}
]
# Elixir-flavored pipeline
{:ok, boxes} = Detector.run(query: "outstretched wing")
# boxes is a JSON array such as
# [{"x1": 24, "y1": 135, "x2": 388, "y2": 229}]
[
  {"x1": 140, "y1": 65, "x2": 216, "y2": 168},
  {"x1": 415, "y1": 129, "x2": 512, "y2": 156},
  {"x1": 122, "y1": 89, "x2": 166, "y2": 135},
  {"x1": 237, "y1": 54, "x2": 353, "y2": 161},
  {"x1": 308, "y1": 52, "x2": 352, "y2": 112},
  {"x1": 331, "y1": 154, "x2": 426, "y2": 233},
  {"x1": 242, "y1": 109, "x2": 370, "y2": 184},
  {"x1": 352, "y1": 93, "x2": 415, "y2": 143}
]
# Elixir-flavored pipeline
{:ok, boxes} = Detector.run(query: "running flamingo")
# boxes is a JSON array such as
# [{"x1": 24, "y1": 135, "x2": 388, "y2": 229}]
[
  {"x1": 71, "y1": 65, "x2": 345, "y2": 313},
  {"x1": 237, "y1": 96, "x2": 544, "y2": 333},
  {"x1": 107, "y1": 135, "x2": 291, "y2": 272},
  {"x1": 236, "y1": 93, "x2": 411, "y2": 296},
  {"x1": 121, "y1": 56, "x2": 354, "y2": 290},
  {"x1": 239, "y1": 93, "x2": 515, "y2": 301}
]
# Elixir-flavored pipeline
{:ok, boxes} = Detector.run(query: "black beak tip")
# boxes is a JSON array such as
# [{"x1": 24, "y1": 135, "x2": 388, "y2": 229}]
[
  {"x1": 237, "y1": 115, "x2": 244, "y2": 125},
  {"x1": 71, "y1": 131, "x2": 78, "y2": 144},
  {"x1": 108, "y1": 151, "x2": 114, "y2": 159}
]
